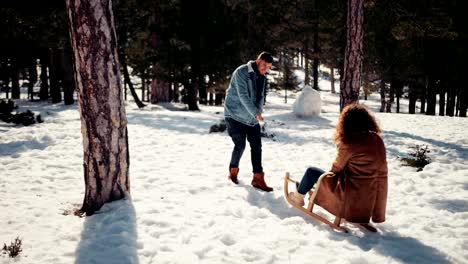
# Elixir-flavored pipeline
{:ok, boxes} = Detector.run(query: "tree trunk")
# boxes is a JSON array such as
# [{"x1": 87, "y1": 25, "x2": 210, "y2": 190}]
[
  {"x1": 61, "y1": 47, "x2": 76, "y2": 105},
  {"x1": 312, "y1": 33, "x2": 319, "y2": 90},
  {"x1": 215, "y1": 90, "x2": 223, "y2": 106},
  {"x1": 66, "y1": 0, "x2": 130, "y2": 216},
  {"x1": 438, "y1": 81, "x2": 446, "y2": 116},
  {"x1": 118, "y1": 49, "x2": 145, "y2": 108},
  {"x1": 420, "y1": 81, "x2": 426, "y2": 114},
  {"x1": 173, "y1": 82, "x2": 179, "y2": 103},
  {"x1": 395, "y1": 81, "x2": 403, "y2": 113},
  {"x1": 209, "y1": 92, "x2": 214, "y2": 105},
  {"x1": 300, "y1": 49, "x2": 304, "y2": 68},
  {"x1": 150, "y1": 68, "x2": 171, "y2": 103},
  {"x1": 49, "y1": 48, "x2": 62, "y2": 104},
  {"x1": 198, "y1": 74, "x2": 207, "y2": 105},
  {"x1": 28, "y1": 59, "x2": 38, "y2": 101},
  {"x1": 141, "y1": 77, "x2": 145, "y2": 102},
  {"x1": 11, "y1": 60, "x2": 20, "y2": 99},
  {"x1": 330, "y1": 66, "x2": 336, "y2": 93},
  {"x1": 446, "y1": 81, "x2": 456, "y2": 116},
  {"x1": 460, "y1": 86, "x2": 467, "y2": 117},
  {"x1": 408, "y1": 83, "x2": 416, "y2": 114},
  {"x1": 188, "y1": 79, "x2": 200, "y2": 110},
  {"x1": 339, "y1": 0, "x2": 364, "y2": 111},
  {"x1": 386, "y1": 80, "x2": 395, "y2": 112},
  {"x1": 379, "y1": 80, "x2": 385, "y2": 112},
  {"x1": 425, "y1": 77, "x2": 436, "y2": 115},
  {"x1": 420, "y1": 97, "x2": 426, "y2": 114},
  {"x1": 39, "y1": 51, "x2": 49, "y2": 101},
  {"x1": 304, "y1": 39, "x2": 310, "y2": 86}
]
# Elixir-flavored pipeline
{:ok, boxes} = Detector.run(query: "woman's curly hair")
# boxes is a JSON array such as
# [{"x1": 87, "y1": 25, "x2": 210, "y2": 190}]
[{"x1": 334, "y1": 104, "x2": 382, "y2": 144}]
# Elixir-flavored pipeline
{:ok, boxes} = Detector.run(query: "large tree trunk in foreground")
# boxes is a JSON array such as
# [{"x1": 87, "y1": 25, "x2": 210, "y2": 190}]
[
  {"x1": 66, "y1": 0, "x2": 130, "y2": 216},
  {"x1": 339, "y1": 0, "x2": 364, "y2": 111}
]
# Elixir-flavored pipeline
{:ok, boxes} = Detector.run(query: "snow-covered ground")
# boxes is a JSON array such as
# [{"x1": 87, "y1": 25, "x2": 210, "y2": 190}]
[{"x1": 1, "y1": 80, "x2": 467, "y2": 264}]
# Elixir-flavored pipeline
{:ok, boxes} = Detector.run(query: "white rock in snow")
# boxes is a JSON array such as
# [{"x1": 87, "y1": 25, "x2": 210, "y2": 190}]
[{"x1": 292, "y1": 85, "x2": 321, "y2": 117}]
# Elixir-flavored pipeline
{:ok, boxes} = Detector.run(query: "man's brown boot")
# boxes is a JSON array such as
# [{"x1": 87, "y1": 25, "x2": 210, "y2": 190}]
[
  {"x1": 228, "y1": 168, "x2": 239, "y2": 184},
  {"x1": 251, "y1": 172, "x2": 273, "y2": 192}
]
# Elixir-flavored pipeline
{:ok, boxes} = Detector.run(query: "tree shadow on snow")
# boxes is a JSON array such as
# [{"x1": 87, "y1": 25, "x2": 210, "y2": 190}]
[
  {"x1": 329, "y1": 227, "x2": 452, "y2": 264},
  {"x1": 75, "y1": 198, "x2": 139, "y2": 264},
  {"x1": 384, "y1": 130, "x2": 468, "y2": 160},
  {"x1": 126, "y1": 111, "x2": 218, "y2": 135},
  {"x1": 243, "y1": 183, "x2": 452, "y2": 264},
  {"x1": 0, "y1": 138, "x2": 51, "y2": 157},
  {"x1": 430, "y1": 198, "x2": 468, "y2": 213}
]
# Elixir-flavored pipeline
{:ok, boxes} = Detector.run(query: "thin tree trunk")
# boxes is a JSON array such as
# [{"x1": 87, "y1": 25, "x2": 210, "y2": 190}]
[
  {"x1": 173, "y1": 82, "x2": 179, "y2": 103},
  {"x1": 11, "y1": 60, "x2": 20, "y2": 99},
  {"x1": 438, "y1": 81, "x2": 446, "y2": 116},
  {"x1": 446, "y1": 81, "x2": 456, "y2": 116},
  {"x1": 124, "y1": 81, "x2": 127, "y2": 101},
  {"x1": 49, "y1": 48, "x2": 62, "y2": 104},
  {"x1": 379, "y1": 80, "x2": 385, "y2": 112},
  {"x1": 386, "y1": 80, "x2": 395, "y2": 112},
  {"x1": 209, "y1": 92, "x2": 214, "y2": 105},
  {"x1": 339, "y1": 0, "x2": 364, "y2": 111},
  {"x1": 330, "y1": 66, "x2": 336, "y2": 93},
  {"x1": 198, "y1": 74, "x2": 207, "y2": 105},
  {"x1": 66, "y1": 0, "x2": 130, "y2": 216},
  {"x1": 312, "y1": 33, "x2": 319, "y2": 90},
  {"x1": 395, "y1": 81, "x2": 403, "y2": 113},
  {"x1": 141, "y1": 77, "x2": 145, "y2": 102},
  {"x1": 460, "y1": 86, "x2": 467, "y2": 117},
  {"x1": 304, "y1": 39, "x2": 310, "y2": 86},
  {"x1": 420, "y1": 80, "x2": 427, "y2": 114},
  {"x1": 188, "y1": 79, "x2": 200, "y2": 110},
  {"x1": 39, "y1": 51, "x2": 49, "y2": 101},
  {"x1": 62, "y1": 47, "x2": 76, "y2": 105},
  {"x1": 408, "y1": 83, "x2": 416, "y2": 114},
  {"x1": 28, "y1": 59, "x2": 38, "y2": 101},
  {"x1": 118, "y1": 49, "x2": 145, "y2": 108},
  {"x1": 425, "y1": 77, "x2": 436, "y2": 115}
]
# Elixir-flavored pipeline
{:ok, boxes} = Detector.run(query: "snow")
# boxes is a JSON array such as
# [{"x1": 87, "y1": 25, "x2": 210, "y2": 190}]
[
  {"x1": 1, "y1": 81, "x2": 467, "y2": 264},
  {"x1": 292, "y1": 85, "x2": 322, "y2": 117}
]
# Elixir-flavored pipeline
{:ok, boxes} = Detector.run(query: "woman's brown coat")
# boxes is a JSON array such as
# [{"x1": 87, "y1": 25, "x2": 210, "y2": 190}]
[{"x1": 314, "y1": 132, "x2": 388, "y2": 223}]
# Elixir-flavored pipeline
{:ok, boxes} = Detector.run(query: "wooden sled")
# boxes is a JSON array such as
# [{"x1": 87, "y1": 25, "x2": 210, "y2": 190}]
[{"x1": 284, "y1": 172, "x2": 377, "y2": 233}]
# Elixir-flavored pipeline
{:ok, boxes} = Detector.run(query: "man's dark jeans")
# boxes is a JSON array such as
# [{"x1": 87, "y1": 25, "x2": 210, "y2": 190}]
[
  {"x1": 225, "y1": 118, "x2": 263, "y2": 173},
  {"x1": 297, "y1": 167, "x2": 326, "y2": 195}
]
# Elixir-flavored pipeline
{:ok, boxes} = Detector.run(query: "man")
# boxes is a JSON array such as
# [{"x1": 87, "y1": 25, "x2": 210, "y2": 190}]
[{"x1": 224, "y1": 51, "x2": 273, "y2": 192}]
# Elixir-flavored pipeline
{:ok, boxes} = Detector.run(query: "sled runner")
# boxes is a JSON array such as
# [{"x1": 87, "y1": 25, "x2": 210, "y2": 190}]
[{"x1": 284, "y1": 172, "x2": 377, "y2": 233}]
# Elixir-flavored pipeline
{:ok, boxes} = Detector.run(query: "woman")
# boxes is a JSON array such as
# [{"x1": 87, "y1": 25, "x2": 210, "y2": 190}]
[{"x1": 289, "y1": 104, "x2": 388, "y2": 224}]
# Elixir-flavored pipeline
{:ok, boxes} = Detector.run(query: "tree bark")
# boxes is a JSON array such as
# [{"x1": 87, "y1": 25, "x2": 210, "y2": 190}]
[
  {"x1": 339, "y1": 0, "x2": 364, "y2": 111},
  {"x1": 66, "y1": 0, "x2": 130, "y2": 216}
]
